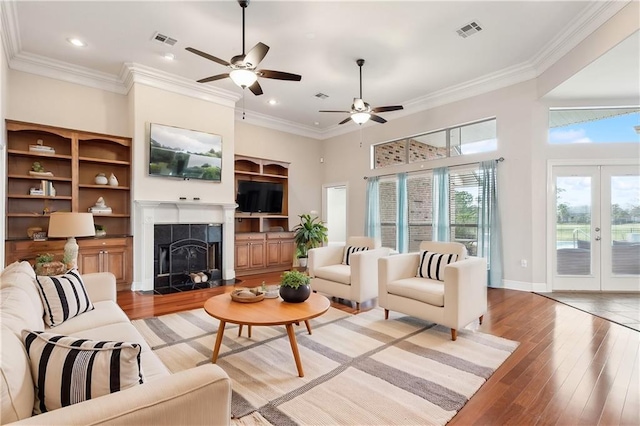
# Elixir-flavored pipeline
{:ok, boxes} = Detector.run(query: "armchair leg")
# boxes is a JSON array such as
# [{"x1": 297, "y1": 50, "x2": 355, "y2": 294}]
[
  {"x1": 451, "y1": 329, "x2": 457, "y2": 341},
  {"x1": 384, "y1": 309, "x2": 389, "y2": 320},
  {"x1": 479, "y1": 315, "x2": 484, "y2": 325}
]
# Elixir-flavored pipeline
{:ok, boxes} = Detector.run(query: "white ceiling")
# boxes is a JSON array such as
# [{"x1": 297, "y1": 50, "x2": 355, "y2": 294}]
[{"x1": 2, "y1": 1, "x2": 636, "y2": 137}]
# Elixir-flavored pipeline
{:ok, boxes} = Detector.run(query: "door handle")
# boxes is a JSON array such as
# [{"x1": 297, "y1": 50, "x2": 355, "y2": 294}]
[
  {"x1": 595, "y1": 236, "x2": 601, "y2": 241},
  {"x1": 595, "y1": 227, "x2": 600, "y2": 232}
]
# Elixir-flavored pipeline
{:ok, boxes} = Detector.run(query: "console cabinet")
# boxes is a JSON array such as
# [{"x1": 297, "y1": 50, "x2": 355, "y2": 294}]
[
  {"x1": 4, "y1": 120, "x2": 133, "y2": 289},
  {"x1": 233, "y1": 154, "x2": 294, "y2": 276}
]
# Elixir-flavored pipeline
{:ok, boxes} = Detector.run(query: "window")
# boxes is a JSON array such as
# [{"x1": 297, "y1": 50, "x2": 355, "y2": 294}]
[
  {"x1": 548, "y1": 107, "x2": 640, "y2": 144},
  {"x1": 379, "y1": 178, "x2": 397, "y2": 249},
  {"x1": 449, "y1": 166, "x2": 480, "y2": 256},
  {"x1": 407, "y1": 173, "x2": 433, "y2": 252},
  {"x1": 373, "y1": 118, "x2": 497, "y2": 169}
]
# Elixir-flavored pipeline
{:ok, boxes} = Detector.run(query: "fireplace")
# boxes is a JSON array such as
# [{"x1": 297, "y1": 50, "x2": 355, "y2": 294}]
[{"x1": 153, "y1": 224, "x2": 222, "y2": 294}]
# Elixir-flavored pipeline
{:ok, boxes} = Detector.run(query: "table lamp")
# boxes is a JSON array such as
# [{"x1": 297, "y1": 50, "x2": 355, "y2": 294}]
[{"x1": 48, "y1": 212, "x2": 95, "y2": 270}]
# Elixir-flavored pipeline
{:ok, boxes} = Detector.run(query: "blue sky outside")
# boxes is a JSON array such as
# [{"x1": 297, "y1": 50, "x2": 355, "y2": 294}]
[{"x1": 549, "y1": 112, "x2": 640, "y2": 144}]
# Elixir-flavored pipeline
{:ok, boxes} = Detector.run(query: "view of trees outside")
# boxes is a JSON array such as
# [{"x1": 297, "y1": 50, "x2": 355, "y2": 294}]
[{"x1": 379, "y1": 179, "x2": 397, "y2": 249}]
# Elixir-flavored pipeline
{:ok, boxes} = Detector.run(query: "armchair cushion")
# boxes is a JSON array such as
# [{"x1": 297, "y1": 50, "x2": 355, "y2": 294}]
[
  {"x1": 314, "y1": 264, "x2": 351, "y2": 285},
  {"x1": 386, "y1": 277, "x2": 445, "y2": 307},
  {"x1": 417, "y1": 251, "x2": 458, "y2": 281},
  {"x1": 342, "y1": 246, "x2": 369, "y2": 265},
  {"x1": 36, "y1": 270, "x2": 94, "y2": 327},
  {"x1": 22, "y1": 330, "x2": 143, "y2": 414}
]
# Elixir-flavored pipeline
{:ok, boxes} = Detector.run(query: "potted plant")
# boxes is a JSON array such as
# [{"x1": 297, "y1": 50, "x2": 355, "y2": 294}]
[
  {"x1": 292, "y1": 214, "x2": 328, "y2": 268},
  {"x1": 94, "y1": 224, "x2": 106, "y2": 237},
  {"x1": 279, "y1": 270, "x2": 311, "y2": 303}
]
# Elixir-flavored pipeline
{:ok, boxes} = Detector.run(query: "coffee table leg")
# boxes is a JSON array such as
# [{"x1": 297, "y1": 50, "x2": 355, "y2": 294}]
[
  {"x1": 305, "y1": 320, "x2": 312, "y2": 335},
  {"x1": 285, "y1": 323, "x2": 304, "y2": 377},
  {"x1": 238, "y1": 324, "x2": 243, "y2": 337},
  {"x1": 211, "y1": 320, "x2": 226, "y2": 363}
]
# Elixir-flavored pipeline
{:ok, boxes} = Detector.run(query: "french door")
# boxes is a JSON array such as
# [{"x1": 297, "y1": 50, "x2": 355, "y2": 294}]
[{"x1": 551, "y1": 165, "x2": 640, "y2": 291}]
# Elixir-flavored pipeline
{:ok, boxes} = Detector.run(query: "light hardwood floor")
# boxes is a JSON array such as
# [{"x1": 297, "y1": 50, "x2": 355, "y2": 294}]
[{"x1": 117, "y1": 273, "x2": 639, "y2": 425}]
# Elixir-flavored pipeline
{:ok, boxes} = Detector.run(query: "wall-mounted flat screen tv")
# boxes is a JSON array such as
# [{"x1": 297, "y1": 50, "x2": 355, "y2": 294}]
[
  {"x1": 236, "y1": 180, "x2": 284, "y2": 213},
  {"x1": 149, "y1": 123, "x2": 222, "y2": 182}
]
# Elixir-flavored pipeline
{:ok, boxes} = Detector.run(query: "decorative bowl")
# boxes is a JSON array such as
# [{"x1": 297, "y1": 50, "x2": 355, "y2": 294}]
[{"x1": 230, "y1": 289, "x2": 265, "y2": 303}]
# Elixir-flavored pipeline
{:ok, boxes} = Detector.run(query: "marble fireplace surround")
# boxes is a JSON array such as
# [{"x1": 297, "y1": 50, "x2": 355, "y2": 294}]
[{"x1": 133, "y1": 200, "x2": 237, "y2": 292}]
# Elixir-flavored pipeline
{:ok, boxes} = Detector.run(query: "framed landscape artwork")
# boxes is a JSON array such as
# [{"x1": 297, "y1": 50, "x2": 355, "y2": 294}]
[{"x1": 149, "y1": 123, "x2": 222, "y2": 182}]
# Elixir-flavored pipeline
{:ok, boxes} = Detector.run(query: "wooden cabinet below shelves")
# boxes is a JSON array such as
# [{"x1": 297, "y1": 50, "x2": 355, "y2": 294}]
[
  {"x1": 234, "y1": 232, "x2": 294, "y2": 277},
  {"x1": 4, "y1": 237, "x2": 133, "y2": 291}
]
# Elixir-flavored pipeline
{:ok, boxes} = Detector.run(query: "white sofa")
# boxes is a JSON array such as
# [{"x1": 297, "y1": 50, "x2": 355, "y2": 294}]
[
  {"x1": 378, "y1": 241, "x2": 487, "y2": 340},
  {"x1": 308, "y1": 237, "x2": 391, "y2": 310},
  {"x1": 0, "y1": 261, "x2": 232, "y2": 425}
]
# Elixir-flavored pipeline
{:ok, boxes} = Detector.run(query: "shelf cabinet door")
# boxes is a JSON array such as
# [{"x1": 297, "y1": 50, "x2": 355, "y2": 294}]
[
  {"x1": 78, "y1": 249, "x2": 102, "y2": 275},
  {"x1": 104, "y1": 249, "x2": 128, "y2": 285},
  {"x1": 249, "y1": 242, "x2": 265, "y2": 269},
  {"x1": 279, "y1": 239, "x2": 295, "y2": 266},
  {"x1": 235, "y1": 242, "x2": 251, "y2": 270},
  {"x1": 266, "y1": 240, "x2": 281, "y2": 267}
]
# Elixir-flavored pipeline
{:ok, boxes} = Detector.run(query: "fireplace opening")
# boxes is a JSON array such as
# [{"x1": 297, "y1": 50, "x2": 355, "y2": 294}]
[{"x1": 153, "y1": 224, "x2": 223, "y2": 294}]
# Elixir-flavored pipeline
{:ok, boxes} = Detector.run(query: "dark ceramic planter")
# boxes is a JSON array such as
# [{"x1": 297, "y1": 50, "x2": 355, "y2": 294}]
[{"x1": 279, "y1": 284, "x2": 311, "y2": 303}]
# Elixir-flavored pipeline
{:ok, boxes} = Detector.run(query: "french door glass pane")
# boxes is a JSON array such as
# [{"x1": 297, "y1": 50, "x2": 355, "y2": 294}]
[
  {"x1": 556, "y1": 176, "x2": 592, "y2": 275},
  {"x1": 610, "y1": 175, "x2": 640, "y2": 275},
  {"x1": 449, "y1": 166, "x2": 480, "y2": 256}
]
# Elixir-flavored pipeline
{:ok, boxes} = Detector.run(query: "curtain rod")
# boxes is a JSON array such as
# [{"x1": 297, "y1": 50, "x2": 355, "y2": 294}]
[{"x1": 364, "y1": 157, "x2": 504, "y2": 180}]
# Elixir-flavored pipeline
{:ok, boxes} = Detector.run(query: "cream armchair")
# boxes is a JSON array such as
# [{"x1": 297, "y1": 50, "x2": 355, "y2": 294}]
[
  {"x1": 308, "y1": 237, "x2": 390, "y2": 310},
  {"x1": 378, "y1": 241, "x2": 487, "y2": 340}
]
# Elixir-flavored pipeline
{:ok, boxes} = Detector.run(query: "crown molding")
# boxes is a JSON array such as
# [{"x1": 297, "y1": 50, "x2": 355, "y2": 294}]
[
  {"x1": 120, "y1": 63, "x2": 239, "y2": 108},
  {"x1": 235, "y1": 108, "x2": 324, "y2": 140},
  {"x1": 1, "y1": 1, "x2": 21, "y2": 61},
  {"x1": 11, "y1": 51, "x2": 126, "y2": 93},
  {"x1": 531, "y1": 0, "x2": 630, "y2": 75}
]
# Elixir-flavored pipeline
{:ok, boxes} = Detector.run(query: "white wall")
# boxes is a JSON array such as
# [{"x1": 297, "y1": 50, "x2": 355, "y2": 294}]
[
  {"x1": 129, "y1": 84, "x2": 235, "y2": 204},
  {"x1": 321, "y1": 4, "x2": 639, "y2": 291},
  {"x1": 235, "y1": 121, "x2": 323, "y2": 230},
  {"x1": 7, "y1": 71, "x2": 129, "y2": 136}
]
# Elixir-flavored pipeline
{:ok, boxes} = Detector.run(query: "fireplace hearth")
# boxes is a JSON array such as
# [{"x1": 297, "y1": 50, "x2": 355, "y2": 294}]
[{"x1": 153, "y1": 224, "x2": 223, "y2": 294}]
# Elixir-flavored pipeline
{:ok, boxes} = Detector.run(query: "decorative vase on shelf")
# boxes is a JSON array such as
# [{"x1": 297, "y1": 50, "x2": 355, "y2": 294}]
[
  {"x1": 108, "y1": 173, "x2": 119, "y2": 186},
  {"x1": 94, "y1": 173, "x2": 108, "y2": 185}
]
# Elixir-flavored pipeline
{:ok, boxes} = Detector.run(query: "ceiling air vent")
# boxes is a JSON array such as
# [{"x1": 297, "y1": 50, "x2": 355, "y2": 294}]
[
  {"x1": 315, "y1": 93, "x2": 329, "y2": 99},
  {"x1": 152, "y1": 32, "x2": 178, "y2": 46},
  {"x1": 456, "y1": 21, "x2": 482, "y2": 38}
]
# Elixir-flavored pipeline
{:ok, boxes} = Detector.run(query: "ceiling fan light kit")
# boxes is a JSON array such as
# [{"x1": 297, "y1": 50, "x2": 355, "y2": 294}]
[
  {"x1": 319, "y1": 58, "x2": 404, "y2": 126},
  {"x1": 185, "y1": 0, "x2": 301, "y2": 96}
]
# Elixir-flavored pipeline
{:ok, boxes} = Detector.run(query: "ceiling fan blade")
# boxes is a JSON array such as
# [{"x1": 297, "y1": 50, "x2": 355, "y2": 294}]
[
  {"x1": 319, "y1": 110, "x2": 351, "y2": 113},
  {"x1": 338, "y1": 117, "x2": 352, "y2": 125},
  {"x1": 370, "y1": 114, "x2": 387, "y2": 124},
  {"x1": 258, "y1": 69, "x2": 302, "y2": 81},
  {"x1": 185, "y1": 47, "x2": 230, "y2": 67},
  {"x1": 372, "y1": 105, "x2": 404, "y2": 113},
  {"x1": 244, "y1": 42, "x2": 270, "y2": 68},
  {"x1": 248, "y1": 80, "x2": 263, "y2": 96},
  {"x1": 197, "y1": 73, "x2": 230, "y2": 83}
]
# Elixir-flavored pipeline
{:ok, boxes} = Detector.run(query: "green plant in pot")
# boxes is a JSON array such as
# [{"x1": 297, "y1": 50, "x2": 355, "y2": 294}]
[
  {"x1": 279, "y1": 270, "x2": 311, "y2": 303},
  {"x1": 293, "y1": 214, "x2": 328, "y2": 268}
]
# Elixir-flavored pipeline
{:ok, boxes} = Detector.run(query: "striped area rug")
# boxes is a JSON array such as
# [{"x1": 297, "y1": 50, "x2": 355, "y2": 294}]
[{"x1": 132, "y1": 306, "x2": 518, "y2": 425}]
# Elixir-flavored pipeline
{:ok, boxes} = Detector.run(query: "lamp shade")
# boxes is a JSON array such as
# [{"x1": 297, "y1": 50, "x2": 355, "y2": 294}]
[
  {"x1": 48, "y1": 212, "x2": 95, "y2": 238},
  {"x1": 229, "y1": 69, "x2": 258, "y2": 88}
]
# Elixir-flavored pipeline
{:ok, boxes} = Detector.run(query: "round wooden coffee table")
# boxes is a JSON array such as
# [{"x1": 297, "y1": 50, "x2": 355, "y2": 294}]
[{"x1": 204, "y1": 292, "x2": 330, "y2": 377}]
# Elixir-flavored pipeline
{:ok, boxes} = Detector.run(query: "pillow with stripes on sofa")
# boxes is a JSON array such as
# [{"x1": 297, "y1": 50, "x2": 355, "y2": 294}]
[
  {"x1": 35, "y1": 269, "x2": 94, "y2": 327},
  {"x1": 416, "y1": 251, "x2": 459, "y2": 281},
  {"x1": 342, "y1": 246, "x2": 370, "y2": 265}
]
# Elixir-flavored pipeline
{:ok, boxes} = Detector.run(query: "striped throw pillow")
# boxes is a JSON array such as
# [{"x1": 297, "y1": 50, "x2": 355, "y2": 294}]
[
  {"x1": 22, "y1": 330, "x2": 143, "y2": 414},
  {"x1": 342, "y1": 246, "x2": 370, "y2": 265},
  {"x1": 35, "y1": 269, "x2": 94, "y2": 327},
  {"x1": 416, "y1": 251, "x2": 458, "y2": 281}
]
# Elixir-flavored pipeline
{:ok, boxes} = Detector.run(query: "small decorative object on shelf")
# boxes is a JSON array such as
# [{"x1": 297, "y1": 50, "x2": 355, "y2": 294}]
[
  {"x1": 29, "y1": 162, "x2": 54, "y2": 177},
  {"x1": 94, "y1": 224, "x2": 107, "y2": 237},
  {"x1": 108, "y1": 173, "x2": 119, "y2": 186},
  {"x1": 28, "y1": 139, "x2": 55, "y2": 155},
  {"x1": 89, "y1": 197, "x2": 112, "y2": 215},
  {"x1": 279, "y1": 270, "x2": 311, "y2": 303},
  {"x1": 27, "y1": 227, "x2": 43, "y2": 238},
  {"x1": 94, "y1": 173, "x2": 108, "y2": 185},
  {"x1": 32, "y1": 231, "x2": 47, "y2": 242}
]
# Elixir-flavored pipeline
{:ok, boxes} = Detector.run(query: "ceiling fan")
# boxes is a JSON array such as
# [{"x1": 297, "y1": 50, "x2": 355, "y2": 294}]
[
  {"x1": 320, "y1": 59, "x2": 403, "y2": 125},
  {"x1": 185, "y1": 0, "x2": 301, "y2": 96}
]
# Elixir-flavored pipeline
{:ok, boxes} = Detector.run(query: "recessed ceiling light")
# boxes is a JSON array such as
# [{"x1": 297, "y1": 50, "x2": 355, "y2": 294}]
[
  {"x1": 268, "y1": 99, "x2": 278, "y2": 106},
  {"x1": 163, "y1": 53, "x2": 175, "y2": 61},
  {"x1": 67, "y1": 38, "x2": 86, "y2": 47}
]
